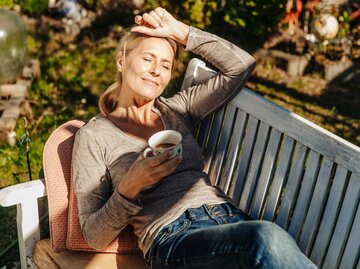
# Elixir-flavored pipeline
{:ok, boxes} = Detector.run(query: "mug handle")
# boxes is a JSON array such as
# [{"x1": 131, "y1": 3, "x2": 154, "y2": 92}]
[{"x1": 143, "y1": 148, "x2": 154, "y2": 158}]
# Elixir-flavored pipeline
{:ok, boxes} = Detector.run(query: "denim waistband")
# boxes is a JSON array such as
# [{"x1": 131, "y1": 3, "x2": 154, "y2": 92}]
[
  {"x1": 174, "y1": 202, "x2": 236, "y2": 222},
  {"x1": 145, "y1": 202, "x2": 236, "y2": 263}
]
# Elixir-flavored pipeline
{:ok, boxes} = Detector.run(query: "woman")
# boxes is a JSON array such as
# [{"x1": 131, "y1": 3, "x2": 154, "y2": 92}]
[{"x1": 73, "y1": 7, "x2": 317, "y2": 269}]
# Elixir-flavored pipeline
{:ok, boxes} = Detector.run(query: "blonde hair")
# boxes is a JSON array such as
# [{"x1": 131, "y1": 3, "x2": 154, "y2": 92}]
[{"x1": 98, "y1": 28, "x2": 183, "y2": 116}]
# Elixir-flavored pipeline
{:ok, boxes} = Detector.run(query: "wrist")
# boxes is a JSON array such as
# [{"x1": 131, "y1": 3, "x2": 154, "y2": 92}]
[
  {"x1": 117, "y1": 179, "x2": 139, "y2": 200},
  {"x1": 173, "y1": 22, "x2": 189, "y2": 46}
]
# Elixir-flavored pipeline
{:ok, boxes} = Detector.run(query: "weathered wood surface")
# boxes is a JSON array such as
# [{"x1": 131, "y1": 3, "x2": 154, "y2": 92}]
[
  {"x1": 184, "y1": 58, "x2": 360, "y2": 268},
  {"x1": 0, "y1": 59, "x2": 39, "y2": 144},
  {"x1": 33, "y1": 239, "x2": 147, "y2": 269},
  {"x1": 230, "y1": 89, "x2": 360, "y2": 175}
]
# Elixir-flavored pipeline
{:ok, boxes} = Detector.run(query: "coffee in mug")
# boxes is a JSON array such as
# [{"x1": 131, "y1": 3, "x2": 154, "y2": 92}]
[{"x1": 156, "y1": 143, "x2": 176, "y2": 148}]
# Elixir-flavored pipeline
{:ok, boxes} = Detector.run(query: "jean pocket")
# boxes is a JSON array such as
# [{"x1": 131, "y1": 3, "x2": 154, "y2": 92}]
[{"x1": 163, "y1": 220, "x2": 191, "y2": 240}]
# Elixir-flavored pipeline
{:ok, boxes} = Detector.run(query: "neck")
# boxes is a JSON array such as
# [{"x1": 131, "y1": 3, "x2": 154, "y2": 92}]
[{"x1": 109, "y1": 99, "x2": 156, "y2": 126}]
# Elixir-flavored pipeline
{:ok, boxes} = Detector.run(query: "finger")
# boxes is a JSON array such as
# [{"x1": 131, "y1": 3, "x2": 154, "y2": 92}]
[
  {"x1": 143, "y1": 155, "x2": 182, "y2": 187},
  {"x1": 153, "y1": 154, "x2": 182, "y2": 174},
  {"x1": 134, "y1": 16, "x2": 155, "y2": 30},
  {"x1": 155, "y1": 7, "x2": 170, "y2": 21},
  {"x1": 149, "y1": 10, "x2": 163, "y2": 26},
  {"x1": 131, "y1": 25, "x2": 153, "y2": 35},
  {"x1": 143, "y1": 150, "x2": 175, "y2": 168},
  {"x1": 148, "y1": 150, "x2": 174, "y2": 167},
  {"x1": 134, "y1": 15, "x2": 142, "y2": 25},
  {"x1": 142, "y1": 13, "x2": 161, "y2": 28},
  {"x1": 154, "y1": 7, "x2": 165, "y2": 18},
  {"x1": 151, "y1": 155, "x2": 182, "y2": 178}
]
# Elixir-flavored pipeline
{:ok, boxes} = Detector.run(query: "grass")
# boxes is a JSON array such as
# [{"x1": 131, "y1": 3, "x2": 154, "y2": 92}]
[
  {"x1": 248, "y1": 63, "x2": 359, "y2": 146},
  {"x1": 0, "y1": 206, "x2": 19, "y2": 268}
]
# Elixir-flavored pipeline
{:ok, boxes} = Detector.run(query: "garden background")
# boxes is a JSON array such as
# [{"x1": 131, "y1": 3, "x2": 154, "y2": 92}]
[{"x1": 0, "y1": 0, "x2": 359, "y2": 268}]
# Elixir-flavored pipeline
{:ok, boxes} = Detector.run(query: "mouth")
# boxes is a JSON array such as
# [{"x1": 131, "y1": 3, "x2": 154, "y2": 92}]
[{"x1": 142, "y1": 78, "x2": 159, "y2": 87}]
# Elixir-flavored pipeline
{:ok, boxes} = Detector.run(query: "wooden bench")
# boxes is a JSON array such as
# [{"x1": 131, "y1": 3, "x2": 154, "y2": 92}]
[{"x1": 1, "y1": 58, "x2": 359, "y2": 269}]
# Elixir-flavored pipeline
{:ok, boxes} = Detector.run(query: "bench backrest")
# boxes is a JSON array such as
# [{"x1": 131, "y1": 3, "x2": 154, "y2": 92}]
[{"x1": 182, "y1": 58, "x2": 360, "y2": 269}]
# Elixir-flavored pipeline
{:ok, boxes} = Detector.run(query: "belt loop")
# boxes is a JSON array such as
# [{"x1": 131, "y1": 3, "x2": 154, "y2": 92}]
[
  {"x1": 185, "y1": 208, "x2": 197, "y2": 221},
  {"x1": 224, "y1": 202, "x2": 234, "y2": 216}
]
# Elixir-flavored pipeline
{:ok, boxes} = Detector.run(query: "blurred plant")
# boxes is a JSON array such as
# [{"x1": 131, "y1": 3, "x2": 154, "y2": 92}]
[
  {"x1": 337, "y1": 10, "x2": 351, "y2": 39},
  {"x1": 0, "y1": 0, "x2": 48, "y2": 13},
  {"x1": 0, "y1": 0, "x2": 15, "y2": 8},
  {"x1": 21, "y1": 0, "x2": 48, "y2": 13},
  {"x1": 222, "y1": 0, "x2": 285, "y2": 38},
  {"x1": 18, "y1": 117, "x2": 32, "y2": 181},
  {"x1": 146, "y1": 0, "x2": 285, "y2": 44}
]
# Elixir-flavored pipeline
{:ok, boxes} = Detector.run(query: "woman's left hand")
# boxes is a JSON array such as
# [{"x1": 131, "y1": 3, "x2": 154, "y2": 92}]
[{"x1": 131, "y1": 7, "x2": 190, "y2": 45}]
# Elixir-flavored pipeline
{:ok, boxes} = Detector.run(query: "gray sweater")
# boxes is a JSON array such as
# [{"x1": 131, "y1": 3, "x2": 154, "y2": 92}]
[{"x1": 72, "y1": 26, "x2": 256, "y2": 257}]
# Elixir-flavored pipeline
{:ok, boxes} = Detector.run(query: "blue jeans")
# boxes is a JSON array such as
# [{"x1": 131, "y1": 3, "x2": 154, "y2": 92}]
[{"x1": 146, "y1": 203, "x2": 317, "y2": 269}]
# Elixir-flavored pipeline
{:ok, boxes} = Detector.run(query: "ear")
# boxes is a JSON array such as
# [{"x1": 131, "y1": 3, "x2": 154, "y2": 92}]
[{"x1": 116, "y1": 51, "x2": 123, "y2": 72}]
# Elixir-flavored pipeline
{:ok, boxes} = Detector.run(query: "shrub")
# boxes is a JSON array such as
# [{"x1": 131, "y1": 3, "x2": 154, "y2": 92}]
[{"x1": 145, "y1": 0, "x2": 286, "y2": 45}]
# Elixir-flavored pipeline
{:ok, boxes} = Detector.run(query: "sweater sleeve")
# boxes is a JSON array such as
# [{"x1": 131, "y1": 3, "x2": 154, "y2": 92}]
[
  {"x1": 163, "y1": 26, "x2": 256, "y2": 127},
  {"x1": 72, "y1": 127, "x2": 142, "y2": 250}
]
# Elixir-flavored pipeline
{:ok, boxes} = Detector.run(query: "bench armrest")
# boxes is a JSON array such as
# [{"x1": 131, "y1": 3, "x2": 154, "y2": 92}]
[
  {"x1": 0, "y1": 179, "x2": 47, "y2": 269},
  {"x1": 0, "y1": 179, "x2": 46, "y2": 207}
]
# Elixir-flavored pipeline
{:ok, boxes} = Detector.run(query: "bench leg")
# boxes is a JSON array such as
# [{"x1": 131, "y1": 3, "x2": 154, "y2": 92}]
[{"x1": 17, "y1": 201, "x2": 41, "y2": 269}]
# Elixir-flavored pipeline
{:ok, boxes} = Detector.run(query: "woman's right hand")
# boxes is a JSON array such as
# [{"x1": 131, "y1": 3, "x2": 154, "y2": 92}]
[
  {"x1": 117, "y1": 150, "x2": 182, "y2": 200},
  {"x1": 131, "y1": 7, "x2": 190, "y2": 46}
]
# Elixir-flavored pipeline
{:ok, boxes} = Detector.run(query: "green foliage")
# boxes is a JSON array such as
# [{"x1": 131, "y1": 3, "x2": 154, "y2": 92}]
[
  {"x1": 337, "y1": 10, "x2": 351, "y2": 39},
  {"x1": 0, "y1": 26, "x2": 116, "y2": 185},
  {"x1": 0, "y1": 0, "x2": 15, "y2": 8},
  {"x1": 0, "y1": 0, "x2": 48, "y2": 13},
  {"x1": 221, "y1": 0, "x2": 285, "y2": 37},
  {"x1": 20, "y1": 0, "x2": 48, "y2": 13},
  {"x1": 146, "y1": 0, "x2": 285, "y2": 45}
]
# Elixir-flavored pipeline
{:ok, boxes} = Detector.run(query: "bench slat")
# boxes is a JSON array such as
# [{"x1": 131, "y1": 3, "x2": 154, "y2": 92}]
[
  {"x1": 196, "y1": 114, "x2": 212, "y2": 151},
  {"x1": 323, "y1": 173, "x2": 360, "y2": 269},
  {"x1": 288, "y1": 150, "x2": 320, "y2": 240},
  {"x1": 210, "y1": 104, "x2": 237, "y2": 186},
  {"x1": 239, "y1": 122, "x2": 270, "y2": 213},
  {"x1": 299, "y1": 157, "x2": 333, "y2": 256},
  {"x1": 310, "y1": 166, "x2": 348, "y2": 266},
  {"x1": 229, "y1": 115, "x2": 258, "y2": 205},
  {"x1": 263, "y1": 135, "x2": 294, "y2": 221},
  {"x1": 276, "y1": 143, "x2": 307, "y2": 229},
  {"x1": 231, "y1": 88, "x2": 360, "y2": 175},
  {"x1": 249, "y1": 128, "x2": 281, "y2": 219},
  {"x1": 339, "y1": 198, "x2": 360, "y2": 269},
  {"x1": 218, "y1": 110, "x2": 247, "y2": 193},
  {"x1": 203, "y1": 106, "x2": 226, "y2": 179}
]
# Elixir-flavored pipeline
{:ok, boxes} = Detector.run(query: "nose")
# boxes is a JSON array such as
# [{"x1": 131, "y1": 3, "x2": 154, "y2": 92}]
[{"x1": 150, "y1": 62, "x2": 161, "y2": 76}]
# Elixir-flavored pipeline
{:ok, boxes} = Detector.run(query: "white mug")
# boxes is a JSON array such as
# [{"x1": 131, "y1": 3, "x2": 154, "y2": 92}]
[{"x1": 143, "y1": 130, "x2": 183, "y2": 158}]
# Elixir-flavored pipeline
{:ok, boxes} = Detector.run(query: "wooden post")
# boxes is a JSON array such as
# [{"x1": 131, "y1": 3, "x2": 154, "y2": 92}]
[{"x1": 16, "y1": 201, "x2": 41, "y2": 269}]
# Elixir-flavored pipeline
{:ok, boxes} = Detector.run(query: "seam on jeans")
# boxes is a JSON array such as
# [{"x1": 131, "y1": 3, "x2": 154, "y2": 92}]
[
  {"x1": 162, "y1": 220, "x2": 191, "y2": 241},
  {"x1": 162, "y1": 220, "x2": 191, "y2": 265},
  {"x1": 220, "y1": 216, "x2": 228, "y2": 224}
]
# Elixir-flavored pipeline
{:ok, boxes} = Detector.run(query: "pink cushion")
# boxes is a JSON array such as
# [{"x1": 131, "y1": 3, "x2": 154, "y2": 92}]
[
  {"x1": 67, "y1": 166, "x2": 140, "y2": 252},
  {"x1": 43, "y1": 120, "x2": 140, "y2": 253}
]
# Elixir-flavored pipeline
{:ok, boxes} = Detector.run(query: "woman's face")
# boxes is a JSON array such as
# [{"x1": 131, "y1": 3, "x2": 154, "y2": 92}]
[{"x1": 119, "y1": 37, "x2": 174, "y2": 104}]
